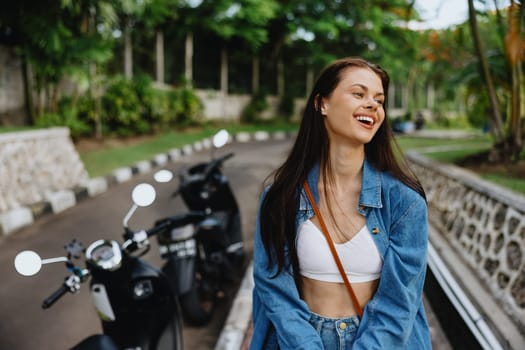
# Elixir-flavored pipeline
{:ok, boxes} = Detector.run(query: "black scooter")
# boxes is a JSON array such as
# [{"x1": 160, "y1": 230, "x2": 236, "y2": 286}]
[
  {"x1": 14, "y1": 176, "x2": 205, "y2": 349},
  {"x1": 156, "y1": 129, "x2": 245, "y2": 326}
]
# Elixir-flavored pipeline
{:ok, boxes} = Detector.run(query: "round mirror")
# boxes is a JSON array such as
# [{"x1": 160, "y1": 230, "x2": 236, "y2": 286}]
[
  {"x1": 213, "y1": 129, "x2": 229, "y2": 149},
  {"x1": 14, "y1": 250, "x2": 42, "y2": 276},
  {"x1": 153, "y1": 169, "x2": 173, "y2": 183},
  {"x1": 131, "y1": 183, "x2": 156, "y2": 207}
]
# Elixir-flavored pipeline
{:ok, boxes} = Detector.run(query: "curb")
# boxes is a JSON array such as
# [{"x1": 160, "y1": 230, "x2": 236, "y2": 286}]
[
  {"x1": 215, "y1": 262, "x2": 254, "y2": 350},
  {"x1": 0, "y1": 130, "x2": 294, "y2": 237}
]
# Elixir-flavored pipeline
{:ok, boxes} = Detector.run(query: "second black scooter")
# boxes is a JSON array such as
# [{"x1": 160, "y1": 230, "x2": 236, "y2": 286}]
[{"x1": 156, "y1": 129, "x2": 246, "y2": 326}]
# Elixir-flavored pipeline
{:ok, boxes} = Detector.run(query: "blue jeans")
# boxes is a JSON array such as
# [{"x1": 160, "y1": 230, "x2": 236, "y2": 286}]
[{"x1": 308, "y1": 312, "x2": 360, "y2": 350}]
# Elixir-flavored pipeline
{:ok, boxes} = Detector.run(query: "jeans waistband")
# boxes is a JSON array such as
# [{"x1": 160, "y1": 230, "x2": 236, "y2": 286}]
[{"x1": 309, "y1": 311, "x2": 360, "y2": 329}]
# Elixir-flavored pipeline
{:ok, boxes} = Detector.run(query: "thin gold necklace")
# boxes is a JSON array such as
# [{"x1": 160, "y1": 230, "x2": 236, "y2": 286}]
[{"x1": 324, "y1": 186, "x2": 360, "y2": 241}]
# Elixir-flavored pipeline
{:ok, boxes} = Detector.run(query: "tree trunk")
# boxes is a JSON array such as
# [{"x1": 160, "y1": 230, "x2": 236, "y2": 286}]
[
  {"x1": 277, "y1": 58, "x2": 284, "y2": 98},
  {"x1": 185, "y1": 32, "x2": 193, "y2": 86},
  {"x1": 388, "y1": 82, "x2": 395, "y2": 110},
  {"x1": 21, "y1": 57, "x2": 34, "y2": 124},
  {"x1": 467, "y1": 0, "x2": 506, "y2": 148},
  {"x1": 90, "y1": 63, "x2": 102, "y2": 140},
  {"x1": 505, "y1": 2, "x2": 523, "y2": 160},
  {"x1": 306, "y1": 65, "x2": 313, "y2": 98},
  {"x1": 252, "y1": 55, "x2": 259, "y2": 94},
  {"x1": 155, "y1": 30, "x2": 165, "y2": 84},
  {"x1": 220, "y1": 47, "x2": 228, "y2": 118},
  {"x1": 124, "y1": 18, "x2": 133, "y2": 79}
]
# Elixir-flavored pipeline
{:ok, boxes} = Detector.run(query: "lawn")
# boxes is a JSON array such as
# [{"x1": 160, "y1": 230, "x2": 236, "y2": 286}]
[
  {"x1": 396, "y1": 134, "x2": 525, "y2": 195},
  {"x1": 78, "y1": 122, "x2": 298, "y2": 177}
]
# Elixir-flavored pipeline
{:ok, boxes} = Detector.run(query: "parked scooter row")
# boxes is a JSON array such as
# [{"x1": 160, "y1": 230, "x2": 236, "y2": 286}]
[{"x1": 13, "y1": 129, "x2": 245, "y2": 349}]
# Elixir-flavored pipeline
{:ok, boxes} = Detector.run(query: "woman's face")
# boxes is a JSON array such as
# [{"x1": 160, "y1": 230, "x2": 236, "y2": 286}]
[{"x1": 320, "y1": 67, "x2": 385, "y2": 147}]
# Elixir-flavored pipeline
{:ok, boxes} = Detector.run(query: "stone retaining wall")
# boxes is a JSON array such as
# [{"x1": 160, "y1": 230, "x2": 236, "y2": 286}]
[
  {"x1": 0, "y1": 128, "x2": 89, "y2": 234},
  {"x1": 407, "y1": 152, "x2": 525, "y2": 333}
]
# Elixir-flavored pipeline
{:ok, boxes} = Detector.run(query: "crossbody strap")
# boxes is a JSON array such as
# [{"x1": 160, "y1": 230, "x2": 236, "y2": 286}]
[{"x1": 303, "y1": 181, "x2": 363, "y2": 318}]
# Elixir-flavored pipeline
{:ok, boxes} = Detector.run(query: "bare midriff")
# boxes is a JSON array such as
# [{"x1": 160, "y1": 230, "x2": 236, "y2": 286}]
[{"x1": 301, "y1": 276, "x2": 379, "y2": 317}]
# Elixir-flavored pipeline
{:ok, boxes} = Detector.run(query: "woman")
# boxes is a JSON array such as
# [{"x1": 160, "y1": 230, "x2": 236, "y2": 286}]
[{"x1": 250, "y1": 57, "x2": 431, "y2": 349}]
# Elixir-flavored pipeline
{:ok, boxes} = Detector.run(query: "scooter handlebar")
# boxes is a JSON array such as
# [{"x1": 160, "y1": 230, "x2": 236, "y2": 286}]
[
  {"x1": 202, "y1": 152, "x2": 234, "y2": 182},
  {"x1": 42, "y1": 284, "x2": 69, "y2": 309}
]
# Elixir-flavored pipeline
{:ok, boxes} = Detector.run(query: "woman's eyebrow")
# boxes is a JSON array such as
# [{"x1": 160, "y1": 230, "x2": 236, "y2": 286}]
[{"x1": 351, "y1": 83, "x2": 384, "y2": 96}]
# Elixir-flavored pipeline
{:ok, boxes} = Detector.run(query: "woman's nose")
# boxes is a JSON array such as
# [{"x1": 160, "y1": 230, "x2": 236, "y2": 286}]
[{"x1": 365, "y1": 98, "x2": 379, "y2": 109}]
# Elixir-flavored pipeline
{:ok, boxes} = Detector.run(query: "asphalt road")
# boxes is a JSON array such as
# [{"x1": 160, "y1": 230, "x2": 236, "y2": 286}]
[{"x1": 0, "y1": 138, "x2": 292, "y2": 350}]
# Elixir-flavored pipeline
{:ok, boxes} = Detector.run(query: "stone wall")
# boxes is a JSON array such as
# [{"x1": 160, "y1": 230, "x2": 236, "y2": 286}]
[
  {"x1": 407, "y1": 152, "x2": 525, "y2": 332},
  {"x1": 0, "y1": 128, "x2": 89, "y2": 234},
  {"x1": 195, "y1": 89, "x2": 305, "y2": 122}
]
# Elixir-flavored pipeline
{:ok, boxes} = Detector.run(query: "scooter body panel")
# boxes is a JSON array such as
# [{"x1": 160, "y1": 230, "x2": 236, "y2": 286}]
[{"x1": 88, "y1": 255, "x2": 179, "y2": 349}]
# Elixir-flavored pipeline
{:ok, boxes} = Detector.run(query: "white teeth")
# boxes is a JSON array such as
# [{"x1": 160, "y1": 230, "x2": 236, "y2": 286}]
[{"x1": 355, "y1": 115, "x2": 374, "y2": 125}]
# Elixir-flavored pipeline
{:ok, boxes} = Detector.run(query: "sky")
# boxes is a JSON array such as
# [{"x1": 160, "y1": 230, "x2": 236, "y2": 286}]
[{"x1": 412, "y1": 0, "x2": 511, "y2": 30}]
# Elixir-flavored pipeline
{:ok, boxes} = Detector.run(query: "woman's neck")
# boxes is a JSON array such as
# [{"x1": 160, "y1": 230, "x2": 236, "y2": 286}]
[{"x1": 328, "y1": 144, "x2": 364, "y2": 185}]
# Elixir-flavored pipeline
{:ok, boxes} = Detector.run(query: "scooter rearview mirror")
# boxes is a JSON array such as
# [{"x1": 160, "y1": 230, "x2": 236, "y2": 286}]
[
  {"x1": 132, "y1": 183, "x2": 156, "y2": 207},
  {"x1": 213, "y1": 129, "x2": 229, "y2": 149},
  {"x1": 14, "y1": 250, "x2": 42, "y2": 276},
  {"x1": 153, "y1": 169, "x2": 173, "y2": 183}
]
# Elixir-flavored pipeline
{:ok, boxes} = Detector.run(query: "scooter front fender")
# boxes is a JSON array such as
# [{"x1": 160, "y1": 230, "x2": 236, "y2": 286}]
[{"x1": 162, "y1": 256, "x2": 196, "y2": 296}]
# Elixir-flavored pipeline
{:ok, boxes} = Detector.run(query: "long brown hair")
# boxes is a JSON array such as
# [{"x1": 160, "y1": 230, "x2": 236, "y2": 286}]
[{"x1": 259, "y1": 57, "x2": 425, "y2": 275}]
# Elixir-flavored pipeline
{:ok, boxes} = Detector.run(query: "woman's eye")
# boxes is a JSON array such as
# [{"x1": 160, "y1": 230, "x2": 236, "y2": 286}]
[
  {"x1": 353, "y1": 92, "x2": 364, "y2": 98},
  {"x1": 375, "y1": 99, "x2": 384, "y2": 105}
]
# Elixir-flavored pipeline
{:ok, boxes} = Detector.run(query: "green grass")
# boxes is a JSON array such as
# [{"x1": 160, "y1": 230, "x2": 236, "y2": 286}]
[
  {"x1": 396, "y1": 134, "x2": 525, "y2": 195},
  {"x1": 480, "y1": 174, "x2": 525, "y2": 194},
  {"x1": 0, "y1": 126, "x2": 36, "y2": 133},
  {"x1": 79, "y1": 122, "x2": 299, "y2": 177}
]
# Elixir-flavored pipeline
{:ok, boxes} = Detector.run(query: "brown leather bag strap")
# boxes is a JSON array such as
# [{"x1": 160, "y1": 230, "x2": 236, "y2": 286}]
[{"x1": 303, "y1": 181, "x2": 363, "y2": 318}]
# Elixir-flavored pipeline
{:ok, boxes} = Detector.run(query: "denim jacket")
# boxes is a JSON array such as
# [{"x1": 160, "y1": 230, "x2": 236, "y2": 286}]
[{"x1": 250, "y1": 159, "x2": 431, "y2": 349}]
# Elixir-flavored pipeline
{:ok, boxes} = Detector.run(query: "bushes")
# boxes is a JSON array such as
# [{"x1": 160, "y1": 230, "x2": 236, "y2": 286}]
[
  {"x1": 241, "y1": 92, "x2": 268, "y2": 123},
  {"x1": 35, "y1": 96, "x2": 93, "y2": 139},
  {"x1": 101, "y1": 75, "x2": 203, "y2": 136},
  {"x1": 36, "y1": 75, "x2": 204, "y2": 138}
]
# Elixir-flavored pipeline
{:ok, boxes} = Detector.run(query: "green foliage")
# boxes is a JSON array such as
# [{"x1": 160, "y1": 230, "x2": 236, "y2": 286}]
[
  {"x1": 102, "y1": 75, "x2": 149, "y2": 136},
  {"x1": 175, "y1": 87, "x2": 204, "y2": 126},
  {"x1": 100, "y1": 75, "x2": 203, "y2": 136},
  {"x1": 34, "y1": 109, "x2": 91, "y2": 139},
  {"x1": 428, "y1": 112, "x2": 474, "y2": 130},
  {"x1": 465, "y1": 94, "x2": 491, "y2": 128},
  {"x1": 241, "y1": 92, "x2": 268, "y2": 123}
]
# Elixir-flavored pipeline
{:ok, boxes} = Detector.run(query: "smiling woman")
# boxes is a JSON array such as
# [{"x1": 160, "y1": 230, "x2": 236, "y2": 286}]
[{"x1": 250, "y1": 57, "x2": 431, "y2": 350}]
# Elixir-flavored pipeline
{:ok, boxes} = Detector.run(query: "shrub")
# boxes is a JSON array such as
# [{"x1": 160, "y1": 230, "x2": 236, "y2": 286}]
[
  {"x1": 241, "y1": 92, "x2": 268, "y2": 123},
  {"x1": 35, "y1": 96, "x2": 92, "y2": 139},
  {"x1": 175, "y1": 87, "x2": 204, "y2": 126},
  {"x1": 101, "y1": 75, "x2": 148, "y2": 136}
]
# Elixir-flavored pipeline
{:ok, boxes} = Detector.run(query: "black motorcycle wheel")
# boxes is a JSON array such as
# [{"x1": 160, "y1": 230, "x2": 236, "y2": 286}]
[{"x1": 180, "y1": 271, "x2": 216, "y2": 326}]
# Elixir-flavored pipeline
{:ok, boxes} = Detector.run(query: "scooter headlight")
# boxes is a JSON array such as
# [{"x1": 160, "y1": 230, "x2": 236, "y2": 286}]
[
  {"x1": 133, "y1": 279, "x2": 153, "y2": 300},
  {"x1": 86, "y1": 240, "x2": 122, "y2": 271}
]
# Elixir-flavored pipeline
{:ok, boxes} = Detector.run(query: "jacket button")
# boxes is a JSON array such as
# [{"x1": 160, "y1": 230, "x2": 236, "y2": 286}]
[
  {"x1": 372, "y1": 227, "x2": 380, "y2": 234},
  {"x1": 339, "y1": 322, "x2": 347, "y2": 330}
]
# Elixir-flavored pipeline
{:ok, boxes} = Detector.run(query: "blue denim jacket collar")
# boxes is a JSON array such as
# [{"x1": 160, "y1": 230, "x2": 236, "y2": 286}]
[{"x1": 300, "y1": 158, "x2": 383, "y2": 213}]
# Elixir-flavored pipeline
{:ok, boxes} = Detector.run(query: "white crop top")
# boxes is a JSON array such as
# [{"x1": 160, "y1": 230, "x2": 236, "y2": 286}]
[{"x1": 297, "y1": 219, "x2": 383, "y2": 283}]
